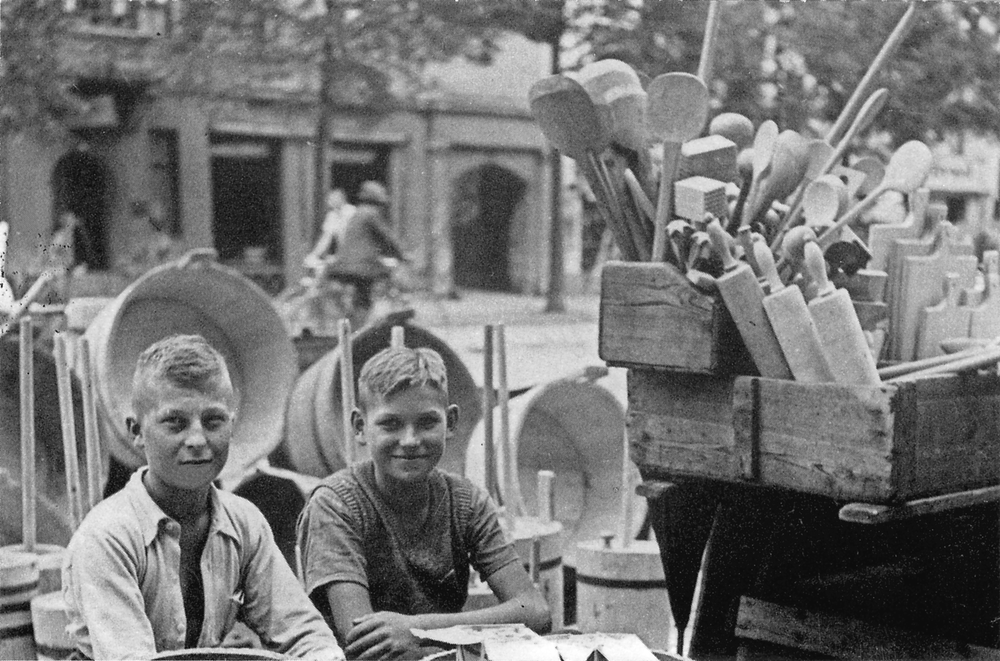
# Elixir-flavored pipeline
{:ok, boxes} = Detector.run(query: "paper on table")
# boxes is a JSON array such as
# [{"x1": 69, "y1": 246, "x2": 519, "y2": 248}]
[
  {"x1": 411, "y1": 625, "x2": 561, "y2": 661},
  {"x1": 548, "y1": 633, "x2": 660, "y2": 661}
]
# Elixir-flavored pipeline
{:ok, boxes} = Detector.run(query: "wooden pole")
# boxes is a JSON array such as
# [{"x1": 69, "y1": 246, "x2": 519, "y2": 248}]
[
  {"x1": 494, "y1": 324, "x2": 524, "y2": 516},
  {"x1": 19, "y1": 317, "x2": 36, "y2": 552},
  {"x1": 697, "y1": 0, "x2": 722, "y2": 84},
  {"x1": 390, "y1": 325, "x2": 405, "y2": 349},
  {"x1": 53, "y1": 333, "x2": 84, "y2": 530},
  {"x1": 545, "y1": 28, "x2": 566, "y2": 313},
  {"x1": 77, "y1": 338, "x2": 103, "y2": 511},
  {"x1": 482, "y1": 325, "x2": 500, "y2": 503},
  {"x1": 338, "y1": 318, "x2": 355, "y2": 466},
  {"x1": 537, "y1": 470, "x2": 555, "y2": 524},
  {"x1": 620, "y1": 427, "x2": 634, "y2": 549}
]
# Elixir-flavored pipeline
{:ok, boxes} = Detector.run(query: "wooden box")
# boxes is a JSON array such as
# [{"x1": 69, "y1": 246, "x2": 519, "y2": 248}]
[
  {"x1": 628, "y1": 369, "x2": 1000, "y2": 504},
  {"x1": 599, "y1": 261, "x2": 754, "y2": 374}
]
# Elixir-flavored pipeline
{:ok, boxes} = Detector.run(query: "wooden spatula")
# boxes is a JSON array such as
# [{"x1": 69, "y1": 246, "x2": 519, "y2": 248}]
[
  {"x1": 916, "y1": 273, "x2": 971, "y2": 360},
  {"x1": 647, "y1": 73, "x2": 710, "y2": 262}
]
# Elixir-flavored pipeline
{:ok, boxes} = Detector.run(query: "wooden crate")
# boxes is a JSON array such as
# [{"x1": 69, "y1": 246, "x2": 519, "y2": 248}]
[
  {"x1": 599, "y1": 261, "x2": 754, "y2": 374},
  {"x1": 629, "y1": 369, "x2": 1000, "y2": 504}
]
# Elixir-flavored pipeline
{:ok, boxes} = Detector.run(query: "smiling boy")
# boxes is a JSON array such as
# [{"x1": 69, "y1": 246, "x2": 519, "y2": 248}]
[
  {"x1": 297, "y1": 346, "x2": 550, "y2": 660},
  {"x1": 63, "y1": 334, "x2": 344, "y2": 660}
]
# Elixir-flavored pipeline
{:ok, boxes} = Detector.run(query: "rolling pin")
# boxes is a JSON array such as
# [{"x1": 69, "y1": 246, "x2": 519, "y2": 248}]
[
  {"x1": 706, "y1": 219, "x2": 792, "y2": 379},
  {"x1": 755, "y1": 241, "x2": 836, "y2": 383},
  {"x1": 802, "y1": 241, "x2": 880, "y2": 385}
]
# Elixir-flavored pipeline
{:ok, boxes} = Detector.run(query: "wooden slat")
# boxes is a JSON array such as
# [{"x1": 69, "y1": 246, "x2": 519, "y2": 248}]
[
  {"x1": 736, "y1": 596, "x2": 1000, "y2": 660},
  {"x1": 839, "y1": 484, "x2": 1000, "y2": 524}
]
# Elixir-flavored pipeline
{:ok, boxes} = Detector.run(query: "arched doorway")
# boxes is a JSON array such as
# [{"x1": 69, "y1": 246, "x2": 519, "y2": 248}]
[
  {"x1": 52, "y1": 149, "x2": 110, "y2": 270},
  {"x1": 450, "y1": 163, "x2": 526, "y2": 291}
]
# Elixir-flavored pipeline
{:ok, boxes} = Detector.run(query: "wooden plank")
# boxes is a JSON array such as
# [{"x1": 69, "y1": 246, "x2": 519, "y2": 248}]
[
  {"x1": 628, "y1": 370, "x2": 742, "y2": 481},
  {"x1": 736, "y1": 377, "x2": 897, "y2": 502},
  {"x1": 599, "y1": 261, "x2": 753, "y2": 374},
  {"x1": 839, "y1": 484, "x2": 1000, "y2": 524},
  {"x1": 736, "y1": 596, "x2": 1000, "y2": 660}
]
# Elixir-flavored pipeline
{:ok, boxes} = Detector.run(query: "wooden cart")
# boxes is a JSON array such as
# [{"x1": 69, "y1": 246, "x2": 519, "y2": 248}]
[{"x1": 602, "y1": 261, "x2": 1000, "y2": 659}]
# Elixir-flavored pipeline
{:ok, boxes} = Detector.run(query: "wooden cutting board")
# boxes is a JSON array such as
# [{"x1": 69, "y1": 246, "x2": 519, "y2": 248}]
[
  {"x1": 867, "y1": 188, "x2": 930, "y2": 271},
  {"x1": 970, "y1": 250, "x2": 1000, "y2": 340},
  {"x1": 897, "y1": 225, "x2": 978, "y2": 361},
  {"x1": 916, "y1": 273, "x2": 971, "y2": 359},
  {"x1": 885, "y1": 231, "x2": 937, "y2": 360}
]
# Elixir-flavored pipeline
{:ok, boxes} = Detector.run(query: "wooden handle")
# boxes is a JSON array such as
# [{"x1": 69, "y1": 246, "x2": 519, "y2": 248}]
[
  {"x1": 494, "y1": 324, "x2": 523, "y2": 516},
  {"x1": 697, "y1": 0, "x2": 722, "y2": 84},
  {"x1": 19, "y1": 317, "x2": 36, "y2": 552},
  {"x1": 0, "y1": 271, "x2": 55, "y2": 340},
  {"x1": 653, "y1": 141, "x2": 684, "y2": 262},
  {"x1": 54, "y1": 333, "x2": 84, "y2": 531},
  {"x1": 880, "y1": 336, "x2": 1000, "y2": 379},
  {"x1": 620, "y1": 428, "x2": 633, "y2": 549},
  {"x1": 891, "y1": 344, "x2": 1000, "y2": 381},
  {"x1": 706, "y1": 219, "x2": 739, "y2": 272},
  {"x1": 338, "y1": 319, "x2": 356, "y2": 466},
  {"x1": 754, "y1": 241, "x2": 783, "y2": 293},
  {"x1": 826, "y1": 2, "x2": 918, "y2": 146},
  {"x1": 78, "y1": 338, "x2": 104, "y2": 511},
  {"x1": 482, "y1": 325, "x2": 499, "y2": 503},
  {"x1": 803, "y1": 241, "x2": 835, "y2": 297},
  {"x1": 390, "y1": 325, "x2": 405, "y2": 349},
  {"x1": 537, "y1": 470, "x2": 555, "y2": 524}
]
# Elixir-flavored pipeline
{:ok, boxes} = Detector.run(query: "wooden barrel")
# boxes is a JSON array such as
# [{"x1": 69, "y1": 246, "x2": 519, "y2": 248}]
[
  {"x1": 282, "y1": 321, "x2": 481, "y2": 478},
  {"x1": 0, "y1": 549, "x2": 40, "y2": 660},
  {"x1": 30, "y1": 591, "x2": 74, "y2": 661},
  {"x1": 0, "y1": 338, "x2": 88, "y2": 548},
  {"x1": 575, "y1": 538, "x2": 674, "y2": 651},
  {"x1": 83, "y1": 250, "x2": 297, "y2": 484},
  {"x1": 0, "y1": 544, "x2": 65, "y2": 595},
  {"x1": 464, "y1": 376, "x2": 645, "y2": 565},
  {"x1": 152, "y1": 649, "x2": 286, "y2": 660}
]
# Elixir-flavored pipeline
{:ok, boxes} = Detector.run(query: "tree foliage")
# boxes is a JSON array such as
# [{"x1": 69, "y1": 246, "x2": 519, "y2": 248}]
[{"x1": 566, "y1": 1, "x2": 1000, "y2": 148}]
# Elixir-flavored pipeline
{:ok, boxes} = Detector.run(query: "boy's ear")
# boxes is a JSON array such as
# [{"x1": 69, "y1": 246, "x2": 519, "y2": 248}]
[
  {"x1": 350, "y1": 408, "x2": 366, "y2": 445},
  {"x1": 126, "y1": 417, "x2": 143, "y2": 448},
  {"x1": 446, "y1": 404, "x2": 460, "y2": 435}
]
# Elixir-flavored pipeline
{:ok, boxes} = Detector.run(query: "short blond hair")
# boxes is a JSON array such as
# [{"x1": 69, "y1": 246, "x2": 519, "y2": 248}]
[
  {"x1": 132, "y1": 334, "x2": 233, "y2": 412},
  {"x1": 357, "y1": 346, "x2": 448, "y2": 409}
]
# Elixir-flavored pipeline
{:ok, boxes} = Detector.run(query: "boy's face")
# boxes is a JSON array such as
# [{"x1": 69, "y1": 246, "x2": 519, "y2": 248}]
[
  {"x1": 130, "y1": 376, "x2": 235, "y2": 491},
  {"x1": 354, "y1": 383, "x2": 458, "y2": 489}
]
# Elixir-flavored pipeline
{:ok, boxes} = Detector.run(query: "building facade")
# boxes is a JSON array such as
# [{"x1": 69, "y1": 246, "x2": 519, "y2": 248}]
[{"x1": 2, "y1": 1, "x2": 565, "y2": 299}]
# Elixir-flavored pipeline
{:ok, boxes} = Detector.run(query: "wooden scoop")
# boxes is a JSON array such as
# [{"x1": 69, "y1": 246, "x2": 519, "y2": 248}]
[
  {"x1": 530, "y1": 75, "x2": 641, "y2": 260},
  {"x1": 816, "y1": 140, "x2": 934, "y2": 251},
  {"x1": 741, "y1": 120, "x2": 779, "y2": 227},
  {"x1": 647, "y1": 72, "x2": 710, "y2": 262},
  {"x1": 576, "y1": 60, "x2": 651, "y2": 183},
  {"x1": 802, "y1": 175, "x2": 848, "y2": 228},
  {"x1": 709, "y1": 113, "x2": 754, "y2": 151}
]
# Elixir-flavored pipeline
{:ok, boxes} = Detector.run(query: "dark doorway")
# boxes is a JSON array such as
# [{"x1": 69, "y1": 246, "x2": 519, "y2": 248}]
[
  {"x1": 53, "y1": 149, "x2": 111, "y2": 270},
  {"x1": 209, "y1": 136, "x2": 282, "y2": 264},
  {"x1": 451, "y1": 163, "x2": 526, "y2": 291}
]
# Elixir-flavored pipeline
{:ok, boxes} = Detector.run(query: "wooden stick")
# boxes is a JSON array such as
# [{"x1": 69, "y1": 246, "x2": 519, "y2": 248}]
[
  {"x1": 826, "y1": 1, "x2": 918, "y2": 146},
  {"x1": 390, "y1": 325, "x2": 405, "y2": 349},
  {"x1": 77, "y1": 338, "x2": 103, "y2": 511},
  {"x1": 888, "y1": 344, "x2": 1000, "y2": 382},
  {"x1": 528, "y1": 535, "x2": 542, "y2": 584},
  {"x1": 697, "y1": 0, "x2": 722, "y2": 84},
  {"x1": 495, "y1": 324, "x2": 525, "y2": 516},
  {"x1": 537, "y1": 470, "x2": 555, "y2": 524},
  {"x1": 878, "y1": 337, "x2": 1000, "y2": 379},
  {"x1": 338, "y1": 318, "x2": 356, "y2": 466},
  {"x1": 620, "y1": 428, "x2": 634, "y2": 549},
  {"x1": 0, "y1": 270, "x2": 55, "y2": 339},
  {"x1": 482, "y1": 325, "x2": 500, "y2": 504},
  {"x1": 19, "y1": 317, "x2": 36, "y2": 552},
  {"x1": 53, "y1": 333, "x2": 84, "y2": 530}
]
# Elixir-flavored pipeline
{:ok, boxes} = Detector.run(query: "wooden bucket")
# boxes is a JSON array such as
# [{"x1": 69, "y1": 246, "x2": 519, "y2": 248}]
[
  {"x1": 30, "y1": 591, "x2": 74, "y2": 661},
  {"x1": 0, "y1": 544, "x2": 65, "y2": 596},
  {"x1": 464, "y1": 376, "x2": 644, "y2": 565},
  {"x1": 83, "y1": 250, "x2": 297, "y2": 484},
  {"x1": 281, "y1": 321, "x2": 481, "y2": 478},
  {"x1": 0, "y1": 338, "x2": 88, "y2": 549},
  {"x1": 575, "y1": 538, "x2": 673, "y2": 651},
  {"x1": 0, "y1": 549, "x2": 40, "y2": 660}
]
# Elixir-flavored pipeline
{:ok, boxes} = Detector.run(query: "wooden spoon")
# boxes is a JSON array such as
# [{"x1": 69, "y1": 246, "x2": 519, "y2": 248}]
[
  {"x1": 529, "y1": 74, "x2": 640, "y2": 260},
  {"x1": 646, "y1": 72, "x2": 710, "y2": 262},
  {"x1": 740, "y1": 120, "x2": 779, "y2": 227},
  {"x1": 576, "y1": 59, "x2": 651, "y2": 181},
  {"x1": 746, "y1": 129, "x2": 811, "y2": 227},
  {"x1": 817, "y1": 140, "x2": 934, "y2": 251},
  {"x1": 852, "y1": 156, "x2": 886, "y2": 199}
]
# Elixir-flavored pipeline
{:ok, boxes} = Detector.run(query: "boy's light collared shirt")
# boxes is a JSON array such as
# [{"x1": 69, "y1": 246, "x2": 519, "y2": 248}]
[{"x1": 63, "y1": 469, "x2": 344, "y2": 661}]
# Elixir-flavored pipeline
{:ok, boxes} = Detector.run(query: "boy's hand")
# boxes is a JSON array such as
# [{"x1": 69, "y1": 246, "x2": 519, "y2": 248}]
[{"x1": 345, "y1": 611, "x2": 423, "y2": 659}]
